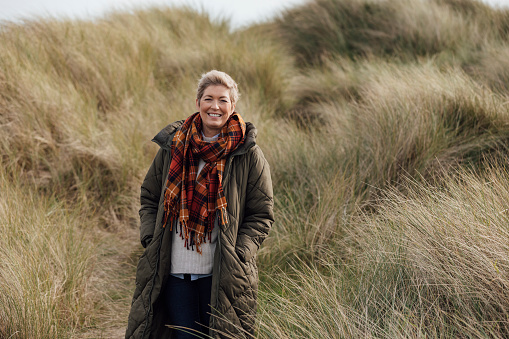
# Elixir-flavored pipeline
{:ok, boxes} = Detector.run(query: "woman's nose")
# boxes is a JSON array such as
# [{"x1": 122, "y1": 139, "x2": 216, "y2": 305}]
[{"x1": 211, "y1": 100, "x2": 219, "y2": 109}]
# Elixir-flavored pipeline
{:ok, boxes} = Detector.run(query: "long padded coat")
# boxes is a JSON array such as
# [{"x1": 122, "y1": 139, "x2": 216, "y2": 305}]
[{"x1": 125, "y1": 119, "x2": 274, "y2": 338}]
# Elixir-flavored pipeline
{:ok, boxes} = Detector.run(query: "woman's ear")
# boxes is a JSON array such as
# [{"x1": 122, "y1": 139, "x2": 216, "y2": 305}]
[{"x1": 196, "y1": 98, "x2": 200, "y2": 110}]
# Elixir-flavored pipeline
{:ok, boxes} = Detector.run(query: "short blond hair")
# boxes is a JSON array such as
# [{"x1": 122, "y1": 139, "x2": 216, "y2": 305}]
[{"x1": 196, "y1": 70, "x2": 239, "y2": 105}]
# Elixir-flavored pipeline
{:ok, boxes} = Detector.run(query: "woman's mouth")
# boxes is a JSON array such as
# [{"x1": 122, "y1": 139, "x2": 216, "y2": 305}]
[{"x1": 208, "y1": 113, "x2": 222, "y2": 117}]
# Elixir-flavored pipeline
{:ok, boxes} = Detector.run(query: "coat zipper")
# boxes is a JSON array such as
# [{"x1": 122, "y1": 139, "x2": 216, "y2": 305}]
[{"x1": 212, "y1": 156, "x2": 234, "y2": 330}]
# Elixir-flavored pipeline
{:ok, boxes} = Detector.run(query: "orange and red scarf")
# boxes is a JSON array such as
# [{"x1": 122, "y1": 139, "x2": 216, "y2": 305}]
[{"x1": 163, "y1": 112, "x2": 246, "y2": 253}]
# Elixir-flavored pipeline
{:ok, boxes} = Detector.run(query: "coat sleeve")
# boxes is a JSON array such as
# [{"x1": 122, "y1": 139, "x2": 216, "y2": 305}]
[
  {"x1": 139, "y1": 147, "x2": 167, "y2": 248},
  {"x1": 235, "y1": 147, "x2": 274, "y2": 263}
]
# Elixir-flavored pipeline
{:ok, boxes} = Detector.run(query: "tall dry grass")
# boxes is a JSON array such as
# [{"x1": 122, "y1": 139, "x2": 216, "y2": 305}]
[
  {"x1": 263, "y1": 61, "x2": 509, "y2": 268},
  {"x1": 274, "y1": 0, "x2": 509, "y2": 64},
  {"x1": 259, "y1": 166, "x2": 509, "y2": 338},
  {"x1": 462, "y1": 42, "x2": 509, "y2": 94},
  {"x1": 0, "y1": 172, "x2": 96, "y2": 338}
]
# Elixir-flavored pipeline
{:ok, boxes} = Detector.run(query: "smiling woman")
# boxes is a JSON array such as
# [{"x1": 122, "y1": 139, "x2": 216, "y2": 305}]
[{"x1": 125, "y1": 70, "x2": 274, "y2": 339}]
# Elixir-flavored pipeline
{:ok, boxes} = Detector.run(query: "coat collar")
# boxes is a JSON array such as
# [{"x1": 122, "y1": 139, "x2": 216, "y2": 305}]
[{"x1": 152, "y1": 119, "x2": 257, "y2": 155}]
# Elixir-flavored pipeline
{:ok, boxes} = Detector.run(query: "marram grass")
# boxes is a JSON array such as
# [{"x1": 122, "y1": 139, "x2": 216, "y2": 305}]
[
  {"x1": 0, "y1": 172, "x2": 96, "y2": 338},
  {"x1": 259, "y1": 166, "x2": 509, "y2": 338},
  {"x1": 2, "y1": 0, "x2": 509, "y2": 337}
]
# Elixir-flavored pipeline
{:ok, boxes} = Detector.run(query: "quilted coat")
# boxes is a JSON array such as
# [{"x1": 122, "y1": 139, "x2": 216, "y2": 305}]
[{"x1": 125, "y1": 119, "x2": 274, "y2": 338}]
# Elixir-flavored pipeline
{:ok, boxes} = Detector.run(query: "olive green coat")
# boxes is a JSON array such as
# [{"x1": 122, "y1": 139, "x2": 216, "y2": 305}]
[{"x1": 125, "y1": 120, "x2": 274, "y2": 338}]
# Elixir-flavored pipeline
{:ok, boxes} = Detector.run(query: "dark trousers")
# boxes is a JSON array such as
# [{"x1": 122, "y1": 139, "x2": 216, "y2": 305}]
[{"x1": 163, "y1": 274, "x2": 212, "y2": 339}]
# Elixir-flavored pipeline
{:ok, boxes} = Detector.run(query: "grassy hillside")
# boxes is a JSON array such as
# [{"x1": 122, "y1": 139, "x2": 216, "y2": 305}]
[{"x1": 1, "y1": 0, "x2": 509, "y2": 337}]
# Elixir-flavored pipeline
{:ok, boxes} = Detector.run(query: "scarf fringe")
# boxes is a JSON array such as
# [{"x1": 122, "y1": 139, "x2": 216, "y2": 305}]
[
  {"x1": 167, "y1": 207, "x2": 229, "y2": 255},
  {"x1": 219, "y1": 206, "x2": 228, "y2": 228},
  {"x1": 170, "y1": 218, "x2": 209, "y2": 254},
  {"x1": 162, "y1": 193, "x2": 179, "y2": 229}
]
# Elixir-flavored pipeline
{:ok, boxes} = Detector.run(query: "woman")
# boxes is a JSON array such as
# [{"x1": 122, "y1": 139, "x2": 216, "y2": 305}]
[{"x1": 125, "y1": 70, "x2": 274, "y2": 339}]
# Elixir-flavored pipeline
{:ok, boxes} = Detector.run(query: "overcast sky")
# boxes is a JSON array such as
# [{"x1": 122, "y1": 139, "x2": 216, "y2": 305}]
[
  {"x1": 0, "y1": 0, "x2": 308, "y2": 29},
  {"x1": 0, "y1": 0, "x2": 508, "y2": 29}
]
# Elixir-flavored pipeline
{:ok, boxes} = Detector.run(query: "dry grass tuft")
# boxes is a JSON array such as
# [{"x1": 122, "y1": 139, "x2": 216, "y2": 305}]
[
  {"x1": 275, "y1": 0, "x2": 509, "y2": 65},
  {"x1": 260, "y1": 166, "x2": 509, "y2": 338},
  {"x1": 0, "y1": 173, "x2": 96, "y2": 338}
]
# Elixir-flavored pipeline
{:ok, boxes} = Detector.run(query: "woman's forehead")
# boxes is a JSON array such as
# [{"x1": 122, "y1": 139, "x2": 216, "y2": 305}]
[{"x1": 202, "y1": 85, "x2": 230, "y2": 98}]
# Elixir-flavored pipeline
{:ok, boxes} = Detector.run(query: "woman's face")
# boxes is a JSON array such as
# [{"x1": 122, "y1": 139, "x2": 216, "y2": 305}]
[{"x1": 196, "y1": 85, "x2": 235, "y2": 138}]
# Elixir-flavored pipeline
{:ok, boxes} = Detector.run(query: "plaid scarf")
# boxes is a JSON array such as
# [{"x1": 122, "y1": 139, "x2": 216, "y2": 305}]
[{"x1": 163, "y1": 112, "x2": 246, "y2": 253}]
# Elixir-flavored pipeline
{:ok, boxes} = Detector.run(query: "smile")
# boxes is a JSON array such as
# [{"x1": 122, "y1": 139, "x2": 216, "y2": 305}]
[{"x1": 208, "y1": 113, "x2": 222, "y2": 117}]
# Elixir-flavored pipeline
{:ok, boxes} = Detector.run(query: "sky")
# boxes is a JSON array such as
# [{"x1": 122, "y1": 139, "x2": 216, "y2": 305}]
[
  {"x1": 0, "y1": 0, "x2": 309, "y2": 29},
  {"x1": 2, "y1": 0, "x2": 506, "y2": 30}
]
